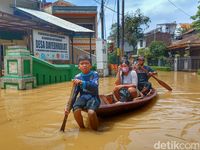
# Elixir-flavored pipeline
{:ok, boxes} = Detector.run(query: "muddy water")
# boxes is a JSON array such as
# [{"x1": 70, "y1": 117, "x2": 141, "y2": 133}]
[{"x1": 0, "y1": 71, "x2": 199, "y2": 150}]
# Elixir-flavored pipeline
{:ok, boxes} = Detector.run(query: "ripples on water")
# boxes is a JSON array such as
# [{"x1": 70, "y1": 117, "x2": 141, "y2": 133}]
[{"x1": 0, "y1": 72, "x2": 199, "y2": 150}]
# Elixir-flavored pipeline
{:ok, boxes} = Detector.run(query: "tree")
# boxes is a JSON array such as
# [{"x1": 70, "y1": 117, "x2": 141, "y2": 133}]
[
  {"x1": 191, "y1": 1, "x2": 200, "y2": 31},
  {"x1": 149, "y1": 41, "x2": 167, "y2": 58},
  {"x1": 108, "y1": 23, "x2": 119, "y2": 42},
  {"x1": 138, "y1": 47, "x2": 151, "y2": 64},
  {"x1": 108, "y1": 49, "x2": 117, "y2": 64},
  {"x1": 124, "y1": 9, "x2": 150, "y2": 54},
  {"x1": 108, "y1": 9, "x2": 150, "y2": 54},
  {"x1": 149, "y1": 41, "x2": 167, "y2": 66}
]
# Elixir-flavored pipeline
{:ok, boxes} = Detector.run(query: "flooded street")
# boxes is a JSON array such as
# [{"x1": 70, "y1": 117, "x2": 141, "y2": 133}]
[{"x1": 0, "y1": 71, "x2": 200, "y2": 150}]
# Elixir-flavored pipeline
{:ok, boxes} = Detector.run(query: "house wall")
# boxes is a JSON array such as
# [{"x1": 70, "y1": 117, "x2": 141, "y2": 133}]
[
  {"x1": 54, "y1": 15, "x2": 97, "y2": 53},
  {"x1": 146, "y1": 32, "x2": 171, "y2": 47},
  {"x1": 190, "y1": 49, "x2": 200, "y2": 56},
  {"x1": 137, "y1": 40, "x2": 146, "y2": 49},
  {"x1": 16, "y1": 0, "x2": 40, "y2": 10},
  {"x1": 43, "y1": 5, "x2": 52, "y2": 14},
  {"x1": 157, "y1": 23, "x2": 177, "y2": 37},
  {"x1": 0, "y1": 0, "x2": 40, "y2": 14},
  {"x1": 50, "y1": 5, "x2": 97, "y2": 53},
  {"x1": 124, "y1": 41, "x2": 134, "y2": 53},
  {"x1": 69, "y1": 46, "x2": 96, "y2": 65},
  {"x1": 0, "y1": 0, "x2": 14, "y2": 14}
]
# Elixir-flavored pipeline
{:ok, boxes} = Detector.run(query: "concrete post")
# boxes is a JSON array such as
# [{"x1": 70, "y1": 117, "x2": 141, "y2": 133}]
[
  {"x1": 1, "y1": 46, "x2": 36, "y2": 90},
  {"x1": 96, "y1": 39, "x2": 108, "y2": 77}
]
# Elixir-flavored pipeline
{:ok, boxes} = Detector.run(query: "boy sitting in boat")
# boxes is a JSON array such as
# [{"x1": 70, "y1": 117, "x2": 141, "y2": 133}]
[
  {"x1": 64, "y1": 55, "x2": 100, "y2": 130},
  {"x1": 134, "y1": 56, "x2": 157, "y2": 96},
  {"x1": 113, "y1": 60, "x2": 139, "y2": 102}
]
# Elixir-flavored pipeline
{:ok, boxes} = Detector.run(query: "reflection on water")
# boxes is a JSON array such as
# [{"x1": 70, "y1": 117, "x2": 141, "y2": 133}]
[{"x1": 0, "y1": 72, "x2": 200, "y2": 150}]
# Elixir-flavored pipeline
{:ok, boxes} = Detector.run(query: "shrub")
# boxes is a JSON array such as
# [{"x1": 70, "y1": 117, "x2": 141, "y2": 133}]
[
  {"x1": 91, "y1": 64, "x2": 97, "y2": 71},
  {"x1": 198, "y1": 69, "x2": 200, "y2": 75},
  {"x1": 150, "y1": 66, "x2": 171, "y2": 71},
  {"x1": 108, "y1": 50, "x2": 117, "y2": 64}
]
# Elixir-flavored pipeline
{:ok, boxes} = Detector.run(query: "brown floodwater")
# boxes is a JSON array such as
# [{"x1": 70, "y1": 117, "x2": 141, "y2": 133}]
[{"x1": 0, "y1": 71, "x2": 200, "y2": 150}]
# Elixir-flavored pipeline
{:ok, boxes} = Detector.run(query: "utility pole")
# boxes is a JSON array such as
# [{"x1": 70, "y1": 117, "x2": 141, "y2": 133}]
[
  {"x1": 101, "y1": 0, "x2": 104, "y2": 40},
  {"x1": 117, "y1": 0, "x2": 120, "y2": 65},
  {"x1": 14, "y1": 0, "x2": 16, "y2": 7},
  {"x1": 121, "y1": 0, "x2": 124, "y2": 58}
]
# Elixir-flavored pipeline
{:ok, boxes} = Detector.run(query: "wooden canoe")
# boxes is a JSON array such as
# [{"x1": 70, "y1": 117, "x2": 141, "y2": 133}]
[{"x1": 96, "y1": 88, "x2": 157, "y2": 117}]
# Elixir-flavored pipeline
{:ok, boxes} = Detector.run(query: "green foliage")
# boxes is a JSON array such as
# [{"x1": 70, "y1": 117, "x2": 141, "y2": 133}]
[
  {"x1": 108, "y1": 9, "x2": 150, "y2": 54},
  {"x1": 147, "y1": 41, "x2": 168, "y2": 66},
  {"x1": 150, "y1": 66, "x2": 171, "y2": 71},
  {"x1": 149, "y1": 41, "x2": 167, "y2": 59},
  {"x1": 138, "y1": 47, "x2": 151, "y2": 64},
  {"x1": 138, "y1": 47, "x2": 151, "y2": 57},
  {"x1": 191, "y1": 2, "x2": 200, "y2": 31},
  {"x1": 108, "y1": 50, "x2": 117, "y2": 64},
  {"x1": 198, "y1": 69, "x2": 200, "y2": 75},
  {"x1": 124, "y1": 9, "x2": 150, "y2": 53},
  {"x1": 91, "y1": 64, "x2": 96, "y2": 71},
  {"x1": 108, "y1": 23, "x2": 119, "y2": 42}
]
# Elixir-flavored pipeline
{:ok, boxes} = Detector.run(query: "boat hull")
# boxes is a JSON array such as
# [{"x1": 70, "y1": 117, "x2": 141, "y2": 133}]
[{"x1": 96, "y1": 89, "x2": 157, "y2": 117}]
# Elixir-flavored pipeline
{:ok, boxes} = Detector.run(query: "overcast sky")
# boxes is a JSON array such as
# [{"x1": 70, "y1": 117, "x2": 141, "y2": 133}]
[{"x1": 47, "y1": 0, "x2": 198, "y2": 39}]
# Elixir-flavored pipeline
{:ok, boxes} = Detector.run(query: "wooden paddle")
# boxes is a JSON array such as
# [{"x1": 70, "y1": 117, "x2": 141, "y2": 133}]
[
  {"x1": 60, "y1": 84, "x2": 76, "y2": 132},
  {"x1": 139, "y1": 66, "x2": 172, "y2": 91},
  {"x1": 151, "y1": 74, "x2": 172, "y2": 91}
]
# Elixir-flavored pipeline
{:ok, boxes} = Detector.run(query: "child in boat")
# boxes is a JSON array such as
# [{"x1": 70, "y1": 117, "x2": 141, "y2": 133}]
[
  {"x1": 113, "y1": 60, "x2": 139, "y2": 102},
  {"x1": 64, "y1": 55, "x2": 100, "y2": 130},
  {"x1": 134, "y1": 56, "x2": 157, "y2": 96}
]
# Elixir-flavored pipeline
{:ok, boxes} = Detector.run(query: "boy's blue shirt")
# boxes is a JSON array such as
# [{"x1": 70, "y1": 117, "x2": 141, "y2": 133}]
[{"x1": 70, "y1": 71, "x2": 100, "y2": 108}]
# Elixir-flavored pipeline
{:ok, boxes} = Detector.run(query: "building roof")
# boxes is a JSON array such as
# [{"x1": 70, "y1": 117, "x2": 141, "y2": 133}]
[
  {"x1": 42, "y1": 2, "x2": 52, "y2": 9},
  {"x1": 16, "y1": 7, "x2": 94, "y2": 33},
  {"x1": 157, "y1": 22, "x2": 177, "y2": 26},
  {"x1": 168, "y1": 32, "x2": 200, "y2": 50},
  {"x1": 42, "y1": 0, "x2": 75, "y2": 9},
  {"x1": 182, "y1": 28, "x2": 195, "y2": 36},
  {"x1": 53, "y1": 0, "x2": 75, "y2": 6},
  {"x1": 145, "y1": 28, "x2": 160, "y2": 35},
  {"x1": 0, "y1": 10, "x2": 40, "y2": 31},
  {"x1": 179, "y1": 23, "x2": 191, "y2": 30},
  {"x1": 52, "y1": 6, "x2": 97, "y2": 17}
]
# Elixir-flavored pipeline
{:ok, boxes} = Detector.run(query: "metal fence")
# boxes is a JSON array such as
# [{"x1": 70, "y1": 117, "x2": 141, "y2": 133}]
[
  {"x1": 147, "y1": 56, "x2": 200, "y2": 72},
  {"x1": 173, "y1": 56, "x2": 200, "y2": 71}
]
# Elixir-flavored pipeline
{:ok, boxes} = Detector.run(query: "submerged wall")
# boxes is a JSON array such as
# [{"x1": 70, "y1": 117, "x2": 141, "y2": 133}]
[{"x1": 32, "y1": 56, "x2": 80, "y2": 86}]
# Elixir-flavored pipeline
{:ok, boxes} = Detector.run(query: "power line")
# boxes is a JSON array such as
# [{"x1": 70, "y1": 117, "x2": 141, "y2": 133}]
[
  {"x1": 112, "y1": 0, "x2": 117, "y2": 24},
  {"x1": 104, "y1": 0, "x2": 109, "y2": 38},
  {"x1": 105, "y1": 0, "x2": 109, "y2": 6},
  {"x1": 93, "y1": 0, "x2": 121, "y2": 15},
  {"x1": 97, "y1": 6, "x2": 101, "y2": 25},
  {"x1": 167, "y1": 0, "x2": 192, "y2": 17}
]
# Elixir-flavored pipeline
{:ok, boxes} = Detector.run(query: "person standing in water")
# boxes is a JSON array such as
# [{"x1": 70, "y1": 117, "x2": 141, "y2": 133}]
[{"x1": 65, "y1": 55, "x2": 100, "y2": 130}]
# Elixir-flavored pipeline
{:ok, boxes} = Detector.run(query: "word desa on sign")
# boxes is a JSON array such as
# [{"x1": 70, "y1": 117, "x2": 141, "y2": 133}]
[
  {"x1": 36, "y1": 40, "x2": 68, "y2": 50},
  {"x1": 33, "y1": 30, "x2": 69, "y2": 60}
]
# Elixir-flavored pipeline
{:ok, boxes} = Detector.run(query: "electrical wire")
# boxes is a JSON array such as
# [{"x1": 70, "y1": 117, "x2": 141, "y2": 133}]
[
  {"x1": 112, "y1": 0, "x2": 117, "y2": 24},
  {"x1": 93, "y1": 0, "x2": 121, "y2": 15},
  {"x1": 167, "y1": 0, "x2": 192, "y2": 17}
]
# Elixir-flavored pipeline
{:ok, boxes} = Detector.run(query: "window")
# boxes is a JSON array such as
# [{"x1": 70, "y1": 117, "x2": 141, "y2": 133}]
[{"x1": 140, "y1": 40, "x2": 143, "y2": 47}]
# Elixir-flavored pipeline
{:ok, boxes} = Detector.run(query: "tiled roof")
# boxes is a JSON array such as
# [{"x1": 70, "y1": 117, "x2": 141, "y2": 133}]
[
  {"x1": 42, "y1": 0, "x2": 75, "y2": 9},
  {"x1": 53, "y1": 0, "x2": 75, "y2": 7},
  {"x1": 180, "y1": 23, "x2": 191, "y2": 30},
  {"x1": 168, "y1": 32, "x2": 200, "y2": 50}
]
